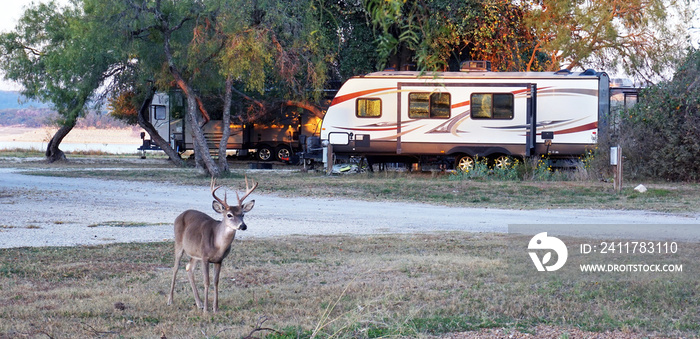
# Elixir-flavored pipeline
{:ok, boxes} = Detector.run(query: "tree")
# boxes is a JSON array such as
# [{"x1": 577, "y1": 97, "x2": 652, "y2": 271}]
[
  {"x1": 115, "y1": 0, "x2": 227, "y2": 176},
  {"x1": 108, "y1": 91, "x2": 139, "y2": 125},
  {"x1": 619, "y1": 48, "x2": 700, "y2": 181},
  {"x1": 2, "y1": 0, "x2": 358, "y2": 170},
  {"x1": 114, "y1": 0, "x2": 332, "y2": 176},
  {"x1": 323, "y1": 0, "x2": 379, "y2": 80},
  {"x1": 0, "y1": 0, "x2": 125, "y2": 162},
  {"x1": 364, "y1": 0, "x2": 538, "y2": 72},
  {"x1": 522, "y1": 0, "x2": 689, "y2": 81}
]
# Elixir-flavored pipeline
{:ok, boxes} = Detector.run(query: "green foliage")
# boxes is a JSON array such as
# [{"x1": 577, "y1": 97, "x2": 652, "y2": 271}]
[
  {"x1": 524, "y1": 156, "x2": 558, "y2": 181},
  {"x1": 449, "y1": 155, "x2": 573, "y2": 181},
  {"x1": 618, "y1": 49, "x2": 700, "y2": 181},
  {"x1": 451, "y1": 156, "x2": 492, "y2": 180},
  {"x1": 113, "y1": 0, "x2": 333, "y2": 112},
  {"x1": 364, "y1": 0, "x2": 687, "y2": 78},
  {"x1": 365, "y1": 0, "x2": 539, "y2": 71},
  {"x1": 0, "y1": 1, "x2": 127, "y2": 126},
  {"x1": 325, "y1": 1, "x2": 379, "y2": 79}
]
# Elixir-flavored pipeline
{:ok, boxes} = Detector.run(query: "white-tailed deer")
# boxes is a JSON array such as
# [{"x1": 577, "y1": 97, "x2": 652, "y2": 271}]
[{"x1": 167, "y1": 176, "x2": 257, "y2": 313}]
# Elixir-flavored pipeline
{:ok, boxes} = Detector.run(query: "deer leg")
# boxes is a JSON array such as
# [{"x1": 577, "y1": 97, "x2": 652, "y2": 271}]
[
  {"x1": 167, "y1": 247, "x2": 185, "y2": 306},
  {"x1": 212, "y1": 262, "x2": 222, "y2": 313},
  {"x1": 201, "y1": 259, "x2": 210, "y2": 313},
  {"x1": 186, "y1": 258, "x2": 203, "y2": 309}
]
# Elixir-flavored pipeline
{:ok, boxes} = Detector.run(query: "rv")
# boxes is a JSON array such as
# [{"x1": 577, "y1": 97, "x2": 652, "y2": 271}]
[
  {"x1": 139, "y1": 92, "x2": 322, "y2": 161},
  {"x1": 320, "y1": 68, "x2": 610, "y2": 170}
]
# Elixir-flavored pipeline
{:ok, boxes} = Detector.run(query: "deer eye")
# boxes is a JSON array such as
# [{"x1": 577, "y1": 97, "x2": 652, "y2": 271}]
[{"x1": 227, "y1": 213, "x2": 234, "y2": 218}]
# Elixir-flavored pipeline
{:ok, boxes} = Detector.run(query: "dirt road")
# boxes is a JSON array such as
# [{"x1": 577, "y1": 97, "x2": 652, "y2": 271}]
[{"x1": 1, "y1": 168, "x2": 699, "y2": 248}]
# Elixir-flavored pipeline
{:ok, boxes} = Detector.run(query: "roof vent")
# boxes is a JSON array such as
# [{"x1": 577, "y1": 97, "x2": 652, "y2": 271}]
[
  {"x1": 460, "y1": 60, "x2": 491, "y2": 72},
  {"x1": 581, "y1": 69, "x2": 597, "y2": 76},
  {"x1": 554, "y1": 69, "x2": 572, "y2": 75}
]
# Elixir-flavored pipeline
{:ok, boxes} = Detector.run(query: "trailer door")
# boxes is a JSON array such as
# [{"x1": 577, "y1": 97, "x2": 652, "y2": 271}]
[{"x1": 150, "y1": 92, "x2": 171, "y2": 143}]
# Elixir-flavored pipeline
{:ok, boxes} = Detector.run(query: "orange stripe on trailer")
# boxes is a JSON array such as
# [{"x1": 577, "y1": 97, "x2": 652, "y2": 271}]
[
  {"x1": 330, "y1": 87, "x2": 396, "y2": 106},
  {"x1": 452, "y1": 100, "x2": 470, "y2": 109},
  {"x1": 332, "y1": 126, "x2": 398, "y2": 132}
]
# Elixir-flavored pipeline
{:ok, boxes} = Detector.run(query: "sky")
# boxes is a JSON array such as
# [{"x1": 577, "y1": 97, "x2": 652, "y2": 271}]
[{"x1": 0, "y1": 0, "x2": 698, "y2": 91}]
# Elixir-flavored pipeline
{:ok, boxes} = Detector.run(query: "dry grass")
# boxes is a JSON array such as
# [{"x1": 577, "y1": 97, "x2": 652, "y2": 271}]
[{"x1": 1, "y1": 233, "x2": 698, "y2": 338}]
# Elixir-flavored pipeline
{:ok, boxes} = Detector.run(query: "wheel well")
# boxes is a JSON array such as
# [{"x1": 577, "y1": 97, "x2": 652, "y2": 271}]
[
  {"x1": 447, "y1": 146, "x2": 512, "y2": 158},
  {"x1": 275, "y1": 144, "x2": 292, "y2": 151},
  {"x1": 489, "y1": 153, "x2": 512, "y2": 161}
]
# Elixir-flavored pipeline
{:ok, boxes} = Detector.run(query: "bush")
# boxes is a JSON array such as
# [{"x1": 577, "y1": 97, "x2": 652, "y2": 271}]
[
  {"x1": 449, "y1": 155, "x2": 575, "y2": 181},
  {"x1": 616, "y1": 49, "x2": 700, "y2": 181}
]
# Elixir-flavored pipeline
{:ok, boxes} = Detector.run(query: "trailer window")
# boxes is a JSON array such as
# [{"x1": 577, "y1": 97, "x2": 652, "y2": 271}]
[
  {"x1": 470, "y1": 93, "x2": 513, "y2": 119},
  {"x1": 356, "y1": 98, "x2": 381, "y2": 118},
  {"x1": 153, "y1": 105, "x2": 167, "y2": 120},
  {"x1": 431, "y1": 93, "x2": 451, "y2": 118},
  {"x1": 409, "y1": 92, "x2": 451, "y2": 119}
]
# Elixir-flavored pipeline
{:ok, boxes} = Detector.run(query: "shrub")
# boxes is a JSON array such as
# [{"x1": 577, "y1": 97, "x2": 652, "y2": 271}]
[
  {"x1": 613, "y1": 49, "x2": 700, "y2": 181},
  {"x1": 450, "y1": 155, "x2": 573, "y2": 181}
]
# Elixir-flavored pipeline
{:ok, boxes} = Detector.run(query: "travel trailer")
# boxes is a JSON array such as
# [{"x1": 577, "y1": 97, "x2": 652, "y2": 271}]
[
  {"x1": 139, "y1": 92, "x2": 322, "y2": 161},
  {"x1": 320, "y1": 67, "x2": 610, "y2": 170}
]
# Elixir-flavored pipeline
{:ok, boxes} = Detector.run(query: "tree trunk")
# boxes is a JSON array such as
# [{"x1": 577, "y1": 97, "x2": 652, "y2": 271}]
[
  {"x1": 188, "y1": 111, "x2": 207, "y2": 175},
  {"x1": 217, "y1": 77, "x2": 233, "y2": 173},
  {"x1": 45, "y1": 122, "x2": 74, "y2": 163},
  {"x1": 184, "y1": 89, "x2": 220, "y2": 177},
  {"x1": 137, "y1": 88, "x2": 185, "y2": 167},
  {"x1": 163, "y1": 25, "x2": 220, "y2": 177}
]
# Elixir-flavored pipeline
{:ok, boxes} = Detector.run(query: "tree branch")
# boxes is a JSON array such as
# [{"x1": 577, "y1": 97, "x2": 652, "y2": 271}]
[{"x1": 195, "y1": 95, "x2": 210, "y2": 125}]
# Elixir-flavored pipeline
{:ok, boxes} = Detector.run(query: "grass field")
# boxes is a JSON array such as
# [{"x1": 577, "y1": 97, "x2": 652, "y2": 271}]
[
  {"x1": 1, "y1": 153, "x2": 699, "y2": 338},
  {"x1": 1, "y1": 234, "x2": 698, "y2": 338}
]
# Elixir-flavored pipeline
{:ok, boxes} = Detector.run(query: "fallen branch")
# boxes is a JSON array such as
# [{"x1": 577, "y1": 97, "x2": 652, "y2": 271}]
[{"x1": 240, "y1": 316, "x2": 280, "y2": 339}]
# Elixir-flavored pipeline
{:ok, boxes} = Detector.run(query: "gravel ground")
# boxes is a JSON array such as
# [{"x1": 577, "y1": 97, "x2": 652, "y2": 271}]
[{"x1": 1, "y1": 168, "x2": 699, "y2": 248}]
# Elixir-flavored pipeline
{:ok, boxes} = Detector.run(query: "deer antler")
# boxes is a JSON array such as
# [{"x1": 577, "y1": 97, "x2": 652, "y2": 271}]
[
  {"x1": 210, "y1": 177, "x2": 229, "y2": 209},
  {"x1": 235, "y1": 175, "x2": 258, "y2": 208}
]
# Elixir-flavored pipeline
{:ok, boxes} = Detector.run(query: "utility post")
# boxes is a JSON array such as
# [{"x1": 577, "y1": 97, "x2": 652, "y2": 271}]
[{"x1": 610, "y1": 145, "x2": 623, "y2": 193}]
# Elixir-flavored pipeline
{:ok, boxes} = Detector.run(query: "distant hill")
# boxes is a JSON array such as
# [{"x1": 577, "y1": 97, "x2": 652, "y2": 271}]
[
  {"x1": 0, "y1": 108, "x2": 59, "y2": 127},
  {"x1": 0, "y1": 91, "x2": 50, "y2": 110},
  {"x1": 0, "y1": 91, "x2": 129, "y2": 128}
]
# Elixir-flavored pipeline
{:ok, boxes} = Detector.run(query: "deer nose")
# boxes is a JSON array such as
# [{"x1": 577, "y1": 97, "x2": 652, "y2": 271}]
[{"x1": 239, "y1": 223, "x2": 247, "y2": 231}]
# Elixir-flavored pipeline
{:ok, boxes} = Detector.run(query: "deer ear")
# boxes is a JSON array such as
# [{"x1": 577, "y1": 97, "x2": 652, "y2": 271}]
[
  {"x1": 241, "y1": 200, "x2": 255, "y2": 213},
  {"x1": 212, "y1": 201, "x2": 226, "y2": 213}
]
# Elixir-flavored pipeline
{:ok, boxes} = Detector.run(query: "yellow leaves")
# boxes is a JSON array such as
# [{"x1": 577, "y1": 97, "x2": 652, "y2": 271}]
[{"x1": 219, "y1": 29, "x2": 273, "y2": 94}]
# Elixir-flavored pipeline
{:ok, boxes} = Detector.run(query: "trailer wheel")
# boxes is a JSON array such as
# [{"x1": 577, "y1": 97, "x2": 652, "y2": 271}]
[
  {"x1": 492, "y1": 155, "x2": 513, "y2": 169},
  {"x1": 257, "y1": 145, "x2": 273, "y2": 161},
  {"x1": 455, "y1": 155, "x2": 475, "y2": 171},
  {"x1": 276, "y1": 145, "x2": 292, "y2": 161}
]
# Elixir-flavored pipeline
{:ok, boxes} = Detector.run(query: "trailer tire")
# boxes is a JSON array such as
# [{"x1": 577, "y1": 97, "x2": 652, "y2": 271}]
[
  {"x1": 455, "y1": 154, "x2": 475, "y2": 172},
  {"x1": 275, "y1": 145, "x2": 292, "y2": 162},
  {"x1": 257, "y1": 145, "x2": 273, "y2": 161},
  {"x1": 492, "y1": 155, "x2": 513, "y2": 169}
]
